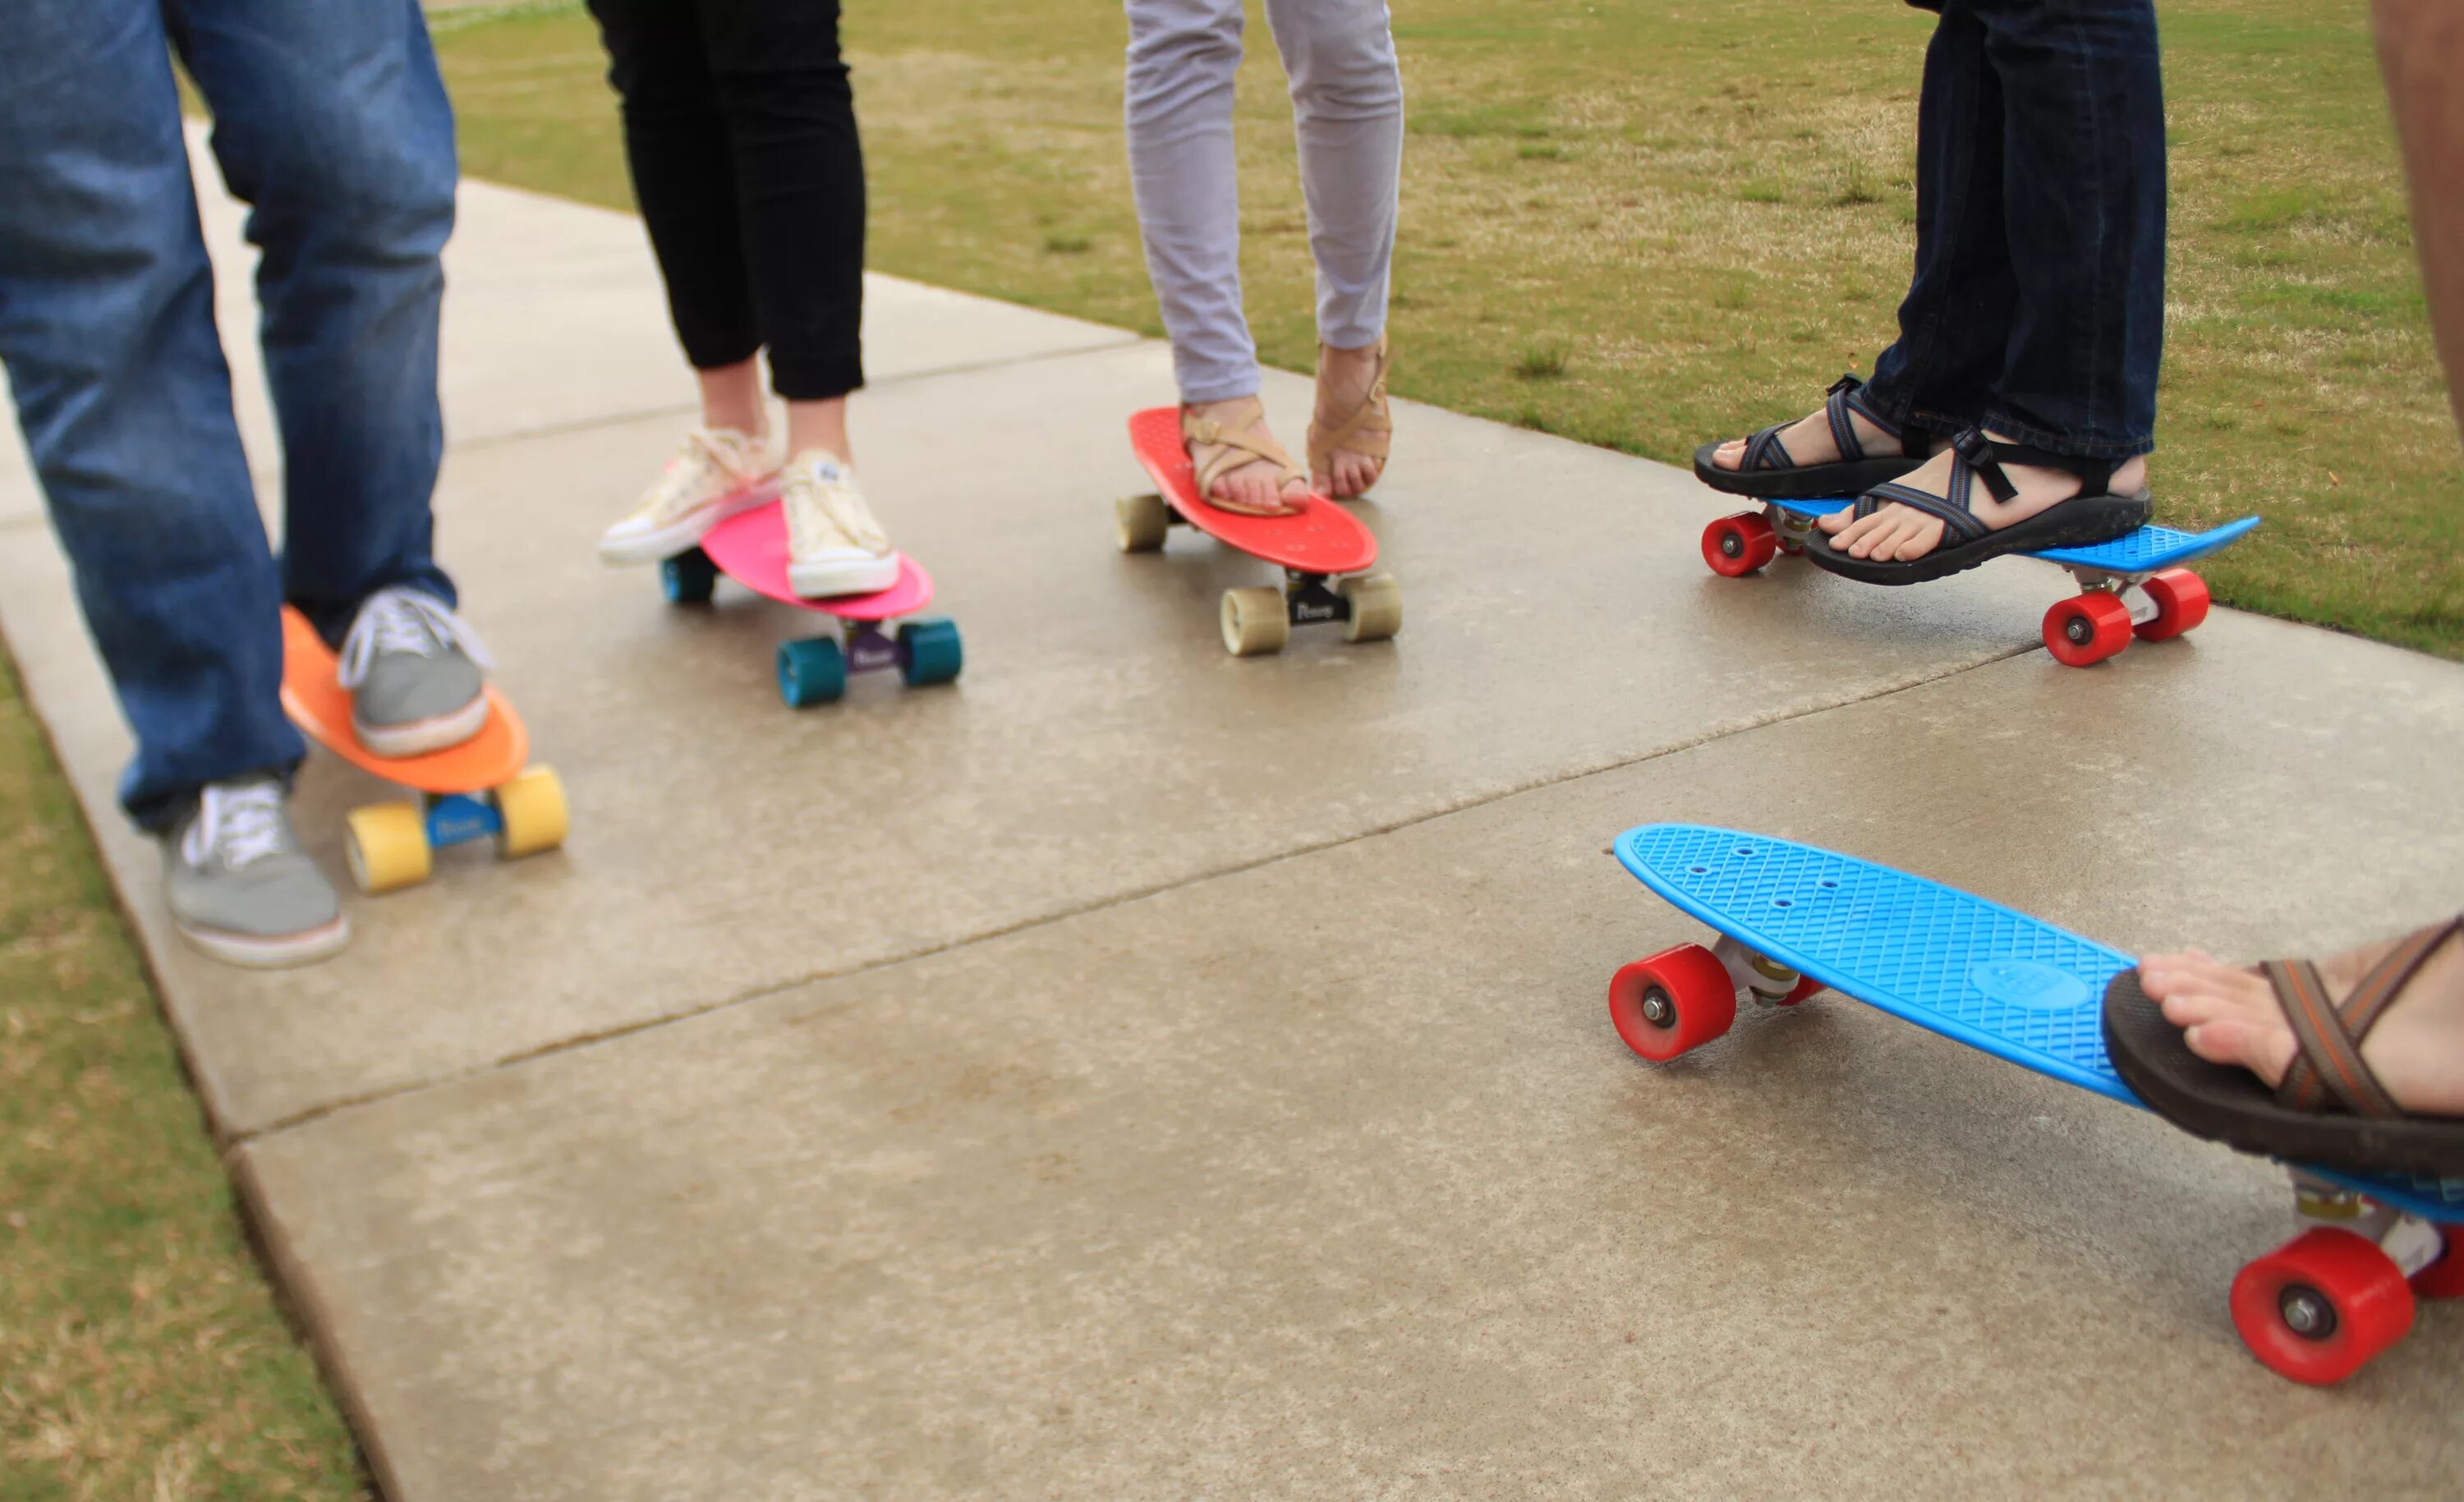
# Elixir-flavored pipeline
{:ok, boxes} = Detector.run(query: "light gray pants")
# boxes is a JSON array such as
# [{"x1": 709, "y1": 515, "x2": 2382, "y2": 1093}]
[{"x1": 1124, "y1": 0, "x2": 1403, "y2": 404}]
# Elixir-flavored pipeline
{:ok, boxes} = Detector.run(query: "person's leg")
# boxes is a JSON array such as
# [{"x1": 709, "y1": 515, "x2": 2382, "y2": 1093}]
[
  {"x1": 584, "y1": 0, "x2": 779, "y2": 567},
  {"x1": 1822, "y1": 0, "x2": 2163, "y2": 567},
  {"x1": 687, "y1": 0, "x2": 891, "y2": 599},
  {"x1": 694, "y1": 0, "x2": 865, "y2": 457},
  {"x1": 1710, "y1": 2, "x2": 2007, "y2": 480},
  {"x1": 0, "y1": 0, "x2": 303, "y2": 831},
  {"x1": 2126, "y1": 0, "x2": 2464, "y2": 1123},
  {"x1": 168, "y1": 0, "x2": 460, "y2": 644},
  {"x1": 2376, "y1": 0, "x2": 2464, "y2": 439},
  {"x1": 1263, "y1": 0, "x2": 1402, "y2": 498},
  {"x1": 1126, "y1": 0, "x2": 1303, "y2": 513}
]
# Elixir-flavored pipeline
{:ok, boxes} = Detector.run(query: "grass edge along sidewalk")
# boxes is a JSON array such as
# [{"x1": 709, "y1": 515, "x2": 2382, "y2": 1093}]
[{"x1": 0, "y1": 642, "x2": 368, "y2": 1500}]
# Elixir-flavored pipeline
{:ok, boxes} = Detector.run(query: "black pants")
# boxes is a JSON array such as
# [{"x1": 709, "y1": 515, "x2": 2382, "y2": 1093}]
[
  {"x1": 586, "y1": 0, "x2": 865, "y2": 399},
  {"x1": 1866, "y1": 0, "x2": 2165, "y2": 458}
]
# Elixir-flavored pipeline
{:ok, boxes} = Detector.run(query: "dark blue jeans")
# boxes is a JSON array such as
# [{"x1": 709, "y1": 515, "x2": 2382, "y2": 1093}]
[
  {"x1": 1864, "y1": 0, "x2": 2165, "y2": 460},
  {"x1": 0, "y1": 0, "x2": 458, "y2": 830}
]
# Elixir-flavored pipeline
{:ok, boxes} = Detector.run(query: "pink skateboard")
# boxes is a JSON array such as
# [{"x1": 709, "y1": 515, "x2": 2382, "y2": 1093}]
[{"x1": 660, "y1": 499, "x2": 963, "y2": 707}]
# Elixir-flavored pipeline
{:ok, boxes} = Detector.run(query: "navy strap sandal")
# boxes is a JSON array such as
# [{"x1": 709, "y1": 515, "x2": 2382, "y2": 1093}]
[
  {"x1": 1691, "y1": 374, "x2": 1927, "y2": 499},
  {"x1": 1805, "y1": 427, "x2": 2152, "y2": 586}
]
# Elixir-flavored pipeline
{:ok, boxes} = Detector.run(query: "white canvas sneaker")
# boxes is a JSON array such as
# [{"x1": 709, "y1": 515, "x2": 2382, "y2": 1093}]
[
  {"x1": 781, "y1": 450, "x2": 898, "y2": 598},
  {"x1": 598, "y1": 427, "x2": 778, "y2": 566}
]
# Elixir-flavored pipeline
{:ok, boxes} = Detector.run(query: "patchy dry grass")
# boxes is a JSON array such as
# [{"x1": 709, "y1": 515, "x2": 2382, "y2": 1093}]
[
  {"x1": 435, "y1": 0, "x2": 2457, "y2": 655},
  {"x1": 0, "y1": 648, "x2": 368, "y2": 1501}
]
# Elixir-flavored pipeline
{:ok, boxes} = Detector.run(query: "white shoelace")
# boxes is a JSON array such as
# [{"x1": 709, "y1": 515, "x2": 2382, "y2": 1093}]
[
  {"x1": 181, "y1": 782, "x2": 289, "y2": 870},
  {"x1": 337, "y1": 586, "x2": 494, "y2": 690},
  {"x1": 637, "y1": 429, "x2": 762, "y2": 524}
]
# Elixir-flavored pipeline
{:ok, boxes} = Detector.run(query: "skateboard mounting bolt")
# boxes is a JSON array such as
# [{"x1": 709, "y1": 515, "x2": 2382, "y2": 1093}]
[
  {"x1": 2064, "y1": 616, "x2": 2095, "y2": 646},
  {"x1": 1719, "y1": 534, "x2": 1744, "y2": 560},
  {"x1": 1639, "y1": 989, "x2": 1675, "y2": 1028},
  {"x1": 2278, "y1": 1286, "x2": 2335, "y2": 1341}
]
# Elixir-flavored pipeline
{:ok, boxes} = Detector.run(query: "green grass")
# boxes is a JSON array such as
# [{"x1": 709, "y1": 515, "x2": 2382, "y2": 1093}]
[
  {"x1": 0, "y1": 650, "x2": 369, "y2": 1500},
  {"x1": 434, "y1": 0, "x2": 2463, "y2": 657}
]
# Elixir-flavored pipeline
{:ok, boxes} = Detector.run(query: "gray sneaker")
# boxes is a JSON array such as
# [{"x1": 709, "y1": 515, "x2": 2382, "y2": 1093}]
[
  {"x1": 164, "y1": 779, "x2": 349, "y2": 968},
  {"x1": 338, "y1": 586, "x2": 492, "y2": 757}
]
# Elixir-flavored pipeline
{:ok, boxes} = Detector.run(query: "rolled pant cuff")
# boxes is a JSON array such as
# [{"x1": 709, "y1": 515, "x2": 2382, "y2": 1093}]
[
  {"x1": 769, "y1": 352, "x2": 865, "y2": 403},
  {"x1": 1979, "y1": 409, "x2": 2154, "y2": 462}
]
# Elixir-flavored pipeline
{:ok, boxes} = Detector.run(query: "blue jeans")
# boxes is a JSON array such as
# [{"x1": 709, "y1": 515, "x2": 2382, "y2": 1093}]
[
  {"x1": 0, "y1": 0, "x2": 458, "y2": 830},
  {"x1": 1864, "y1": 0, "x2": 2165, "y2": 459}
]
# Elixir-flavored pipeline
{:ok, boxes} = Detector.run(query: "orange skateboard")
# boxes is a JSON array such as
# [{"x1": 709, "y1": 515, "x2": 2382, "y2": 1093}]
[
  {"x1": 1116, "y1": 407, "x2": 1401, "y2": 656},
  {"x1": 279, "y1": 607, "x2": 568, "y2": 895}
]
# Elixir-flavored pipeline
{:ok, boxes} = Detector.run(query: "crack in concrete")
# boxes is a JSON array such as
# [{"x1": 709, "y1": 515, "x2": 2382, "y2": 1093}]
[{"x1": 230, "y1": 641, "x2": 2033, "y2": 1145}]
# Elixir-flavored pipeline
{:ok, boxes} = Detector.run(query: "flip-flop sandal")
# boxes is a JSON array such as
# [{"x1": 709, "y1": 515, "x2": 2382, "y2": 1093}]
[
  {"x1": 2103, "y1": 916, "x2": 2464, "y2": 1178},
  {"x1": 1183, "y1": 397, "x2": 1308, "y2": 517},
  {"x1": 1807, "y1": 428, "x2": 2151, "y2": 586},
  {"x1": 1692, "y1": 374, "x2": 1928, "y2": 499},
  {"x1": 1307, "y1": 334, "x2": 1391, "y2": 499}
]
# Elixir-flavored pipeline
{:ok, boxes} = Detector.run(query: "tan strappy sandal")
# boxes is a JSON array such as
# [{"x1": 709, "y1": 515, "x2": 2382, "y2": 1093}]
[
  {"x1": 1308, "y1": 335, "x2": 1392, "y2": 499},
  {"x1": 1182, "y1": 397, "x2": 1307, "y2": 517}
]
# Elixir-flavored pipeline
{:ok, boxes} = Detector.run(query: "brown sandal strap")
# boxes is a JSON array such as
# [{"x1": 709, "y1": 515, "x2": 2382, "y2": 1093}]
[
  {"x1": 1182, "y1": 398, "x2": 1305, "y2": 516},
  {"x1": 1307, "y1": 337, "x2": 1392, "y2": 476},
  {"x1": 2274, "y1": 914, "x2": 2464, "y2": 1114},
  {"x1": 2266, "y1": 958, "x2": 2400, "y2": 1117}
]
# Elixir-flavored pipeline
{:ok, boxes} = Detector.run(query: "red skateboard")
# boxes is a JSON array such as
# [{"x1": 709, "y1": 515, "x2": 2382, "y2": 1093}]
[
  {"x1": 279, "y1": 608, "x2": 568, "y2": 895},
  {"x1": 660, "y1": 499, "x2": 963, "y2": 708},
  {"x1": 1116, "y1": 407, "x2": 1401, "y2": 656}
]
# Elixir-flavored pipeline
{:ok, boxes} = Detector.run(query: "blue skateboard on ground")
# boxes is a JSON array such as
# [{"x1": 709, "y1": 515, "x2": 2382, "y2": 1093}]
[
  {"x1": 1698, "y1": 499, "x2": 2260, "y2": 668},
  {"x1": 1607, "y1": 822, "x2": 2462, "y2": 1385}
]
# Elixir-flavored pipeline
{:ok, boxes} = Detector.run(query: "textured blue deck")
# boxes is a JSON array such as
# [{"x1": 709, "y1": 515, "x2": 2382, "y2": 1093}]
[
  {"x1": 1616, "y1": 823, "x2": 2462, "y2": 1220},
  {"x1": 1771, "y1": 501, "x2": 2259, "y2": 574}
]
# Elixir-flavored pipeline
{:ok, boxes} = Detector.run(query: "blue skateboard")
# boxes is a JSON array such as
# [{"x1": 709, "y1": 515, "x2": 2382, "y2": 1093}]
[
  {"x1": 1699, "y1": 500, "x2": 2260, "y2": 668},
  {"x1": 1608, "y1": 822, "x2": 2462, "y2": 1384}
]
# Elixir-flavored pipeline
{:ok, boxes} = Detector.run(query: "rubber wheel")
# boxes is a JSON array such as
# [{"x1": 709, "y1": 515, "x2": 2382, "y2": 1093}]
[
  {"x1": 1781, "y1": 973, "x2": 1824, "y2": 1005},
  {"x1": 1339, "y1": 573, "x2": 1403, "y2": 643},
  {"x1": 897, "y1": 618, "x2": 964, "y2": 687},
  {"x1": 2043, "y1": 591, "x2": 2134, "y2": 667},
  {"x1": 494, "y1": 765, "x2": 569, "y2": 860},
  {"x1": 1221, "y1": 586, "x2": 1290, "y2": 657},
  {"x1": 344, "y1": 802, "x2": 432, "y2": 896},
  {"x1": 2135, "y1": 567, "x2": 2211, "y2": 642},
  {"x1": 662, "y1": 548, "x2": 719, "y2": 605},
  {"x1": 776, "y1": 635, "x2": 848, "y2": 708},
  {"x1": 1115, "y1": 492, "x2": 1171, "y2": 553},
  {"x1": 1703, "y1": 513, "x2": 1780, "y2": 578},
  {"x1": 2230, "y1": 1227, "x2": 2416, "y2": 1385},
  {"x1": 1607, "y1": 944, "x2": 1738, "y2": 1062},
  {"x1": 2410, "y1": 1224, "x2": 2464, "y2": 1301}
]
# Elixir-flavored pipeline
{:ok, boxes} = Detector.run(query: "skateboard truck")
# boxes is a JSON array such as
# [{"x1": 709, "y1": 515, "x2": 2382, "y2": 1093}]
[
  {"x1": 1711, "y1": 933, "x2": 1821, "y2": 1007},
  {"x1": 1118, "y1": 491, "x2": 1403, "y2": 658}
]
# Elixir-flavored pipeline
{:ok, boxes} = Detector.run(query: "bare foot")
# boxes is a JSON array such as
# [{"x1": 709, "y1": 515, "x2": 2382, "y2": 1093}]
[
  {"x1": 2136, "y1": 925, "x2": 2464, "y2": 1118},
  {"x1": 1818, "y1": 432, "x2": 2149, "y2": 562},
  {"x1": 1184, "y1": 397, "x2": 1306, "y2": 514},
  {"x1": 1312, "y1": 341, "x2": 1388, "y2": 498},
  {"x1": 1711, "y1": 403, "x2": 1906, "y2": 472}
]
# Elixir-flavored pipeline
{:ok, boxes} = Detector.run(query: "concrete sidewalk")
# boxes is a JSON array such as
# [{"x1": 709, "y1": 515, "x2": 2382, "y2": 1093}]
[{"x1": 4, "y1": 145, "x2": 2462, "y2": 1499}]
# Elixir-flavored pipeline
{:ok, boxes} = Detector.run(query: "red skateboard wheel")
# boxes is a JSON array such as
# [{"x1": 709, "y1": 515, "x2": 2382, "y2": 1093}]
[
  {"x1": 2409, "y1": 1224, "x2": 2464, "y2": 1301},
  {"x1": 2043, "y1": 591, "x2": 2133, "y2": 667},
  {"x1": 1607, "y1": 944, "x2": 1738, "y2": 1061},
  {"x1": 2230, "y1": 1226, "x2": 2416, "y2": 1385},
  {"x1": 2134, "y1": 567, "x2": 2210, "y2": 642},
  {"x1": 1703, "y1": 514, "x2": 1780, "y2": 578}
]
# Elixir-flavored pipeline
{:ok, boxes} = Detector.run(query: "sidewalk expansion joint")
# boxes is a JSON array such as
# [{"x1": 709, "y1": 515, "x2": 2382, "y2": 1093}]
[{"x1": 227, "y1": 639, "x2": 2030, "y2": 1147}]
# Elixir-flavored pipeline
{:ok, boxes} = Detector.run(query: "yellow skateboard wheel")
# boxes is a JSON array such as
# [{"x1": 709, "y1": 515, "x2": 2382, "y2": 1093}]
[
  {"x1": 346, "y1": 802, "x2": 433, "y2": 895},
  {"x1": 494, "y1": 765, "x2": 569, "y2": 860}
]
